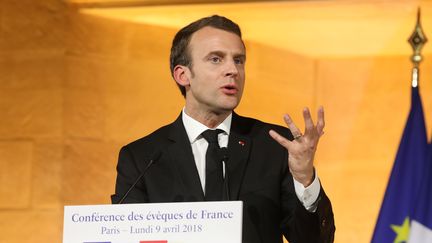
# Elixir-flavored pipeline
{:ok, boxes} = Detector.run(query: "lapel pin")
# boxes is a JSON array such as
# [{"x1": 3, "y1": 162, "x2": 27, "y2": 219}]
[{"x1": 238, "y1": 140, "x2": 245, "y2": 146}]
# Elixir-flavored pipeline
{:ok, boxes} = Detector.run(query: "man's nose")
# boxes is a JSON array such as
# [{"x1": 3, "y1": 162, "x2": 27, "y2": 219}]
[{"x1": 224, "y1": 60, "x2": 239, "y2": 77}]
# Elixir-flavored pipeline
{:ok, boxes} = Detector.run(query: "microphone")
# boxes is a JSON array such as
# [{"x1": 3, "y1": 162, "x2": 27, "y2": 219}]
[
  {"x1": 219, "y1": 147, "x2": 230, "y2": 200},
  {"x1": 116, "y1": 150, "x2": 162, "y2": 204}
]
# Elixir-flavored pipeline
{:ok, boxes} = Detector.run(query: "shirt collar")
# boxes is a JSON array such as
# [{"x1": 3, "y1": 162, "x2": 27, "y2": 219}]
[{"x1": 182, "y1": 108, "x2": 232, "y2": 143}]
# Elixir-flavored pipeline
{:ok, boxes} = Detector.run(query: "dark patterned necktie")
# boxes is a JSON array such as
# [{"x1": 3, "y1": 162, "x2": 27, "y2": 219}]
[{"x1": 202, "y1": 129, "x2": 224, "y2": 201}]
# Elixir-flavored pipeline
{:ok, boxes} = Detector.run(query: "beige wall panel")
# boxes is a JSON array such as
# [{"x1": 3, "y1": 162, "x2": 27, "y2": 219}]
[
  {"x1": 418, "y1": 57, "x2": 432, "y2": 132},
  {"x1": 316, "y1": 57, "x2": 411, "y2": 161},
  {"x1": 62, "y1": 139, "x2": 120, "y2": 204},
  {"x1": 31, "y1": 138, "x2": 63, "y2": 208},
  {"x1": 68, "y1": 13, "x2": 130, "y2": 60},
  {"x1": 66, "y1": 56, "x2": 119, "y2": 90},
  {"x1": 68, "y1": 15, "x2": 184, "y2": 143},
  {"x1": 64, "y1": 88, "x2": 106, "y2": 139},
  {"x1": 0, "y1": 210, "x2": 62, "y2": 243},
  {"x1": 238, "y1": 41, "x2": 315, "y2": 126},
  {"x1": 126, "y1": 22, "x2": 176, "y2": 60},
  {"x1": 0, "y1": 0, "x2": 65, "y2": 52},
  {"x1": 0, "y1": 140, "x2": 32, "y2": 208},
  {"x1": 105, "y1": 25, "x2": 184, "y2": 142},
  {"x1": 66, "y1": 55, "x2": 183, "y2": 143},
  {"x1": 0, "y1": 89, "x2": 63, "y2": 138},
  {"x1": 101, "y1": 59, "x2": 174, "y2": 93},
  {"x1": 318, "y1": 158, "x2": 390, "y2": 243},
  {"x1": 103, "y1": 59, "x2": 183, "y2": 143},
  {"x1": 0, "y1": 54, "x2": 64, "y2": 89},
  {"x1": 0, "y1": 1, "x2": 66, "y2": 243}
]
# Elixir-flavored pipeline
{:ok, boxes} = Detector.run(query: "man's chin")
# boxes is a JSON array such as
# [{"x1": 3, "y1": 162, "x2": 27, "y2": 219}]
[
  {"x1": 217, "y1": 103, "x2": 239, "y2": 113},
  {"x1": 222, "y1": 96, "x2": 241, "y2": 109}
]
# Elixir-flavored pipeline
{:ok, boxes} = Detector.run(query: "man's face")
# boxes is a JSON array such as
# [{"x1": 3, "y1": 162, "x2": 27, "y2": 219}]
[{"x1": 183, "y1": 26, "x2": 246, "y2": 115}]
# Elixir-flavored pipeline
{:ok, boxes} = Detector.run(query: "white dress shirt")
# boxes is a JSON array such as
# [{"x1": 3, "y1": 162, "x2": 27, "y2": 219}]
[{"x1": 181, "y1": 109, "x2": 321, "y2": 211}]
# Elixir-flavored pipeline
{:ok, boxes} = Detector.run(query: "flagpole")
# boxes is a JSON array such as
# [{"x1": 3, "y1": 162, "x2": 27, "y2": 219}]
[{"x1": 408, "y1": 8, "x2": 427, "y2": 88}]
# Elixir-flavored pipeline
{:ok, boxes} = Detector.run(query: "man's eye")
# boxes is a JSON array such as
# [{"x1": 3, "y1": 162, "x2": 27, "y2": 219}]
[
  {"x1": 210, "y1": 57, "x2": 221, "y2": 63},
  {"x1": 234, "y1": 58, "x2": 244, "y2": 65}
]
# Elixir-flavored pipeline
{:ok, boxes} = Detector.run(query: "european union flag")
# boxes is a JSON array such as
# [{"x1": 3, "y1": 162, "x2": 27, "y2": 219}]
[{"x1": 372, "y1": 86, "x2": 428, "y2": 242}]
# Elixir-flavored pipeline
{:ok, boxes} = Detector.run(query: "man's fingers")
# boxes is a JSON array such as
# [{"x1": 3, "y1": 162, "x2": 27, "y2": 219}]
[
  {"x1": 269, "y1": 129, "x2": 290, "y2": 148},
  {"x1": 317, "y1": 106, "x2": 325, "y2": 136},
  {"x1": 280, "y1": 107, "x2": 325, "y2": 141},
  {"x1": 283, "y1": 114, "x2": 302, "y2": 138},
  {"x1": 303, "y1": 107, "x2": 314, "y2": 134}
]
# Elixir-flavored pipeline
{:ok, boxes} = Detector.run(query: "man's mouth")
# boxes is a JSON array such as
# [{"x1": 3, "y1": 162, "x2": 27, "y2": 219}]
[{"x1": 221, "y1": 84, "x2": 238, "y2": 95}]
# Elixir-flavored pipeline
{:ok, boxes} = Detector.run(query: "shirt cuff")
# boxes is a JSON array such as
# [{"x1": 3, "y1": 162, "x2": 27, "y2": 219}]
[{"x1": 293, "y1": 172, "x2": 321, "y2": 212}]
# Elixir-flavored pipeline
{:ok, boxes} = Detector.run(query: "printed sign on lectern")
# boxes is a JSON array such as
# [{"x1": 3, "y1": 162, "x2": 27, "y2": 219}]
[{"x1": 63, "y1": 201, "x2": 243, "y2": 243}]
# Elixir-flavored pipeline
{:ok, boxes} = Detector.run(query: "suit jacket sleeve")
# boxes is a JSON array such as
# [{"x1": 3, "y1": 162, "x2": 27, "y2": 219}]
[{"x1": 280, "y1": 177, "x2": 335, "y2": 243}]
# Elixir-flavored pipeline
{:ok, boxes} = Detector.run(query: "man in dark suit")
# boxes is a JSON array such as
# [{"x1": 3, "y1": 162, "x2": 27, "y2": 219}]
[{"x1": 112, "y1": 15, "x2": 335, "y2": 243}]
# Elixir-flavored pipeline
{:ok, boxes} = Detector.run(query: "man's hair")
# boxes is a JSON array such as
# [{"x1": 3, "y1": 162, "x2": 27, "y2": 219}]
[{"x1": 169, "y1": 15, "x2": 243, "y2": 97}]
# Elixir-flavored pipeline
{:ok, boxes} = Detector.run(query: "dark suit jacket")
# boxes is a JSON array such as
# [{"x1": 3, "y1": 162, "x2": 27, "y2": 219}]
[{"x1": 112, "y1": 113, "x2": 335, "y2": 243}]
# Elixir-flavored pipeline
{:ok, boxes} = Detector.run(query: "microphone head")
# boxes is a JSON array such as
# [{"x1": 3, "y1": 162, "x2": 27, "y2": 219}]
[{"x1": 151, "y1": 150, "x2": 162, "y2": 163}]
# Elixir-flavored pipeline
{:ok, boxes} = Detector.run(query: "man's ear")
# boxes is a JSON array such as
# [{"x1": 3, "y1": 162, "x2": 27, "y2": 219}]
[{"x1": 173, "y1": 65, "x2": 190, "y2": 87}]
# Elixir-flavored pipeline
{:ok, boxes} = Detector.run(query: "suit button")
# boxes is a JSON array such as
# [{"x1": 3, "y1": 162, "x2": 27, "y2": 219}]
[{"x1": 321, "y1": 219, "x2": 326, "y2": 227}]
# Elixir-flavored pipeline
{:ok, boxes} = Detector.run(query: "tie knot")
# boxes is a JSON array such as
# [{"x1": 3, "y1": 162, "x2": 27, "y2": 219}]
[{"x1": 201, "y1": 129, "x2": 223, "y2": 144}]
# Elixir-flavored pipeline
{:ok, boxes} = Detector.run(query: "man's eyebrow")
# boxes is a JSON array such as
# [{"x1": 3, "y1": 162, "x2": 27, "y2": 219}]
[
  {"x1": 203, "y1": 51, "x2": 246, "y2": 60},
  {"x1": 234, "y1": 53, "x2": 246, "y2": 60},
  {"x1": 204, "y1": 51, "x2": 226, "y2": 59}
]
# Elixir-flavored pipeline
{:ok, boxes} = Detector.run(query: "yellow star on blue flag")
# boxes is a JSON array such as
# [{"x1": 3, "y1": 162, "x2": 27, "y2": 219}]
[{"x1": 391, "y1": 217, "x2": 410, "y2": 243}]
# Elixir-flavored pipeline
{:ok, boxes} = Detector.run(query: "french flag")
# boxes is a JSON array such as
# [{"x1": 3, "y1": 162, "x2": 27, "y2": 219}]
[{"x1": 140, "y1": 241, "x2": 168, "y2": 243}]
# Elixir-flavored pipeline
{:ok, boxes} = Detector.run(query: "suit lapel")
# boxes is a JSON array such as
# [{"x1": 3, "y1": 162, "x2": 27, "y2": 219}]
[
  {"x1": 227, "y1": 113, "x2": 253, "y2": 200},
  {"x1": 167, "y1": 114, "x2": 205, "y2": 200}
]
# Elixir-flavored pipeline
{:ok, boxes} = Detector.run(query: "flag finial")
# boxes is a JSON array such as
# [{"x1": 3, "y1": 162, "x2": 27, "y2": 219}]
[{"x1": 408, "y1": 8, "x2": 427, "y2": 87}]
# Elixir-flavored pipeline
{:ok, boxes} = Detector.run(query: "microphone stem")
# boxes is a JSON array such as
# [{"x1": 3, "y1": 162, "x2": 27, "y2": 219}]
[{"x1": 117, "y1": 159, "x2": 155, "y2": 204}]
